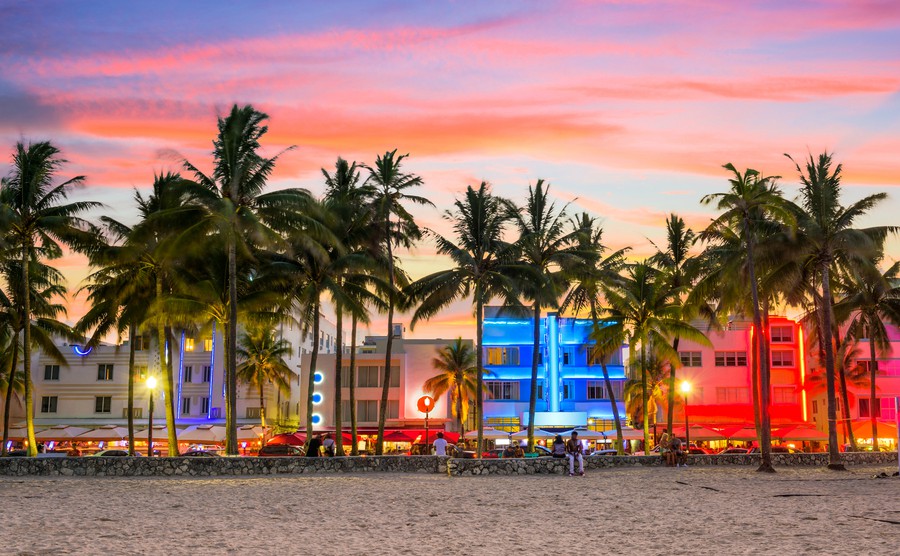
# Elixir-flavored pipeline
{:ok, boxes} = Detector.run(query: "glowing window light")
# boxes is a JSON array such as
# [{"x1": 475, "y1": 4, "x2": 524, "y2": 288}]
[
  {"x1": 314, "y1": 371, "x2": 324, "y2": 384},
  {"x1": 312, "y1": 392, "x2": 323, "y2": 404},
  {"x1": 798, "y1": 326, "x2": 808, "y2": 421},
  {"x1": 72, "y1": 345, "x2": 92, "y2": 356}
]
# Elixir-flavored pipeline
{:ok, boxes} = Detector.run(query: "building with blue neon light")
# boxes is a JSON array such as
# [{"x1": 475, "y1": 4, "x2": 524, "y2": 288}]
[{"x1": 481, "y1": 307, "x2": 626, "y2": 430}]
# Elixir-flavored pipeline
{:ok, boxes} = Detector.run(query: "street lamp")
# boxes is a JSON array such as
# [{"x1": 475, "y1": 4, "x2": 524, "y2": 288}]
[
  {"x1": 680, "y1": 381, "x2": 691, "y2": 448},
  {"x1": 146, "y1": 376, "x2": 157, "y2": 457}
]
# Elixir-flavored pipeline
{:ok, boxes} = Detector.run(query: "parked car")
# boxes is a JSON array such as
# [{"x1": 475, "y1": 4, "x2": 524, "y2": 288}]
[
  {"x1": 258, "y1": 444, "x2": 305, "y2": 457},
  {"x1": 88, "y1": 449, "x2": 139, "y2": 457},
  {"x1": 182, "y1": 450, "x2": 220, "y2": 458},
  {"x1": 590, "y1": 449, "x2": 618, "y2": 456},
  {"x1": 3, "y1": 449, "x2": 28, "y2": 457},
  {"x1": 749, "y1": 446, "x2": 803, "y2": 454},
  {"x1": 688, "y1": 447, "x2": 712, "y2": 455},
  {"x1": 718, "y1": 447, "x2": 751, "y2": 455}
]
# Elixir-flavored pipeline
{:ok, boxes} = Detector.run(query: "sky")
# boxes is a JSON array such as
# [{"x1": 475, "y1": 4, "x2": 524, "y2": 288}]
[{"x1": 1, "y1": 0, "x2": 899, "y2": 341}]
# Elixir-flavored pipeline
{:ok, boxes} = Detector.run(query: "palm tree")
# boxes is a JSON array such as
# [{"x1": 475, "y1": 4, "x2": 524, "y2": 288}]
[
  {"x1": 364, "y1": 150, "x2": 431, "y2": 455},
  {"x1": 833, "y1": 260, "x2": 900, "y2": 449},
  {"x1": 322, "y1": 157, "x2": 380, "y2": 456},
  {"x1": 701, "y1": 163, "x2": 792, "y2": 473},
  {"x1": 509, "y1": 180, "x2": 585, "y2": 451},
  {"x1": 423, "y1": 338, "x2": 483, "y2": 436},
  {"x1": 785, "y1": 151, "x2": 897, "y2": 469},
  {"x1": 0, "y1": 141, "x2": 99, "y2": 456},
  {"x1": 598, "y1": 261, "x2": 708, "y2": 450},
  {"x1": 407, "y1": 182, "x2": 518, "y2": 457},
  {"x1": 183, "y1": 104, "x2": 301, "y2": 455},
  {"x1": 623, "y1": 349, "x2": 669, "y2": 432},
  {"x1": 236, "y1": 325, "x2": 293, "y2": 429},
  {"x1": 560, "y1": 213, "x2": 629, "y2": 453},
  {"x1": 649, "y1": 214, "x2": 702, "y2": 436}
]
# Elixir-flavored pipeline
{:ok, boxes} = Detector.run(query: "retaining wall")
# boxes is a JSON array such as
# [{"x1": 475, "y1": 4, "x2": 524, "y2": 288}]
[{"x1": 0, "y1": 452, "x2": 895, "y2": 477}]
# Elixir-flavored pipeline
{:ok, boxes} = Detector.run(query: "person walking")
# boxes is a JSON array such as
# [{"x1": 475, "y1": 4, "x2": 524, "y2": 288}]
[
  {"x1": 306, "y1": 434, "x2": 322, "y2": 458},
  {"x1": 566, "y1": 431, "x2": 585, "y2": 476},
  {"x1": 433, "y1": 432, "x2": 449, "y2": 456}
]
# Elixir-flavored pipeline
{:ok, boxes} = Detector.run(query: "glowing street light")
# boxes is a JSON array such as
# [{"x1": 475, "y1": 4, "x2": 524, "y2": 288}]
[
  {"x1": 146, "y1": 376, "x2": 158, "y2": 457},
  {"x1": 680, "y1": 381, "x2": 691, "y2": 448}
]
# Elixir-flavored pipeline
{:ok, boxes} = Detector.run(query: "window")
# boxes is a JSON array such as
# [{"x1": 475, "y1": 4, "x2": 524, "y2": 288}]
[
  {"x1": 587, "y1": 380, "x2": 624, "y2": 400},
  {"x1": 390, "y1": 365, "x2": 400, "y2": 388},
  {"x1": 562, "y1": 380, "x2": 575, "y2": 400},
  {"x1": 246, "y1": 407, "x2": 262, "y2": 419},
  {"x1": 133, "y1": 335, "x2": 147, "y2": 351},
  {"x1": 387, "y1": 400, "x2": 399, "y2": 419},
  {"x1": 183, "y1": 366, "x2": 193, "y2": 383},
  {"x1": 537, "y1": 379, "x2": 545, "y2": 400},
  {"x1": 203, "y1": 338, "x2": 213, "y2": 352},
  {"x1": 44, "y1": 365, "x2": 60, "y2": 380},
  {"x1": 859, "y1": 398, "x2": 882, "y2": 418},
  {"x1": 97, "y1": 364, "x2": 114, "y2": 381},
  {"x1": 202, "y1": 365, "x2": 212, "y2": 383},
  {"x1": 880, "y1": 398, "x2": 897, "y2": 420},
  {"x1": 340, "y1": 400, "x2": 351, "y2": 424},
  {"x1": 715, "y1": 387, "x2": 750, "y2": 403},
  {"x1": 41, "y1": 396, "x2": 58, "y2": 413},
  {"x1": 135, "y1": 365, "x2": 148, "y2": 380},
  {"x1": 773, "y1": 387, "x2": 796, "y2": 404},
  {"x1": 340, "y1": 366, "x2": 350, "y2": 385},
  {"x1": 95, "y1": 396, "x2": 112, "y2": 414},
  {"x1": 679, "y1": 352, "x2": 702, "y2": 367},
  {"x1": 358, "y1": 366, "x2": 380, "y2": 388},
  {"x1": 562, "y1": 347, "x2": 574, "y2": 365},
  {"x1": 715, "y1": 351, "x2": 747, "y2": 367},
  {"x1": 587, "y1": 346, "x2": 604, "y2": 366},
  {"x1": 485, "y1": 347, "x2": 519, "y2": 366},
  {"x1": 181, "y1": 397, "x2": 191, "y2": 415},
  {"x1": 812, "y1": 400, "x2": 819, "y2": 414},
  {"x1": 184, "y1": 338, "x2": 195, "y2": 351},
  {"x1": 200, "y1": 397, "x2": 210, "y2": 415},
  {"x1": 122, "y1": 407, "x2": 142, "y2": 418},
  {"x1": 770, "y1": 326, "x2": 793, "y2": 343},
  {"x1": 771, "y1": 351, "x2": 794, "y2": 367},
  {"x1": 484, "y1": 381, "x2": 519, "y2": 400},
  {"x1": 357, "y1": 400, "x2": 379, "y2": 422}
]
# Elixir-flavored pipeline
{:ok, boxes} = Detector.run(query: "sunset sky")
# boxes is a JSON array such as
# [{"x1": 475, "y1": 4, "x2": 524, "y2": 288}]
[{"x1": 1, "y1": 1, "x2": 898, "y2": 340}]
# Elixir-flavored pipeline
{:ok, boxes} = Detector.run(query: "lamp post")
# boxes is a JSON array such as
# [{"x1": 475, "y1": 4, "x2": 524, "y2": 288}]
[
  {"x1": 417, "y1": 396, "x2": 435, "y2": 454},
  {"x1": 146, "y1": 376, "x2": 157, "y2": 457},
  {"x1": 680, "y1": 381, "x2": 691, "y2": 448}
]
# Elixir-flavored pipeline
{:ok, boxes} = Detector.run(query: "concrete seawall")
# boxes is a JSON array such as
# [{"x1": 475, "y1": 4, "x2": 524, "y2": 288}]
[{"x1": 0, "y1": 452, "x2": 895, "y2": 477}]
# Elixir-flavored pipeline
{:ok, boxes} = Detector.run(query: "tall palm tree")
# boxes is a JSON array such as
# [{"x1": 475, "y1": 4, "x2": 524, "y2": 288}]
[
  {"x1": 322, "y1": 157, "x2": 380, "y2": 456},
  {"x1": 509, "y1": 180, "x2": 584, "y2": 451},
  {"x1": 407, "y1": 182, "x2": 518, "y2": 457},
  {"x1": 785, "y1": 151, "x2": 897, "y2": 469},
  {"x1": 649, "y1": 214, "x2": 701, "y2": 436},
  {"x1": 833, "y1": 260, "x2": 900, "y2": 449},
  {"x1": 701, "y1": 163, "x2": 792, "y2": 473},
  {"x1": 183, "y1": 105, "x2": 301, "y2": 455},
  {"x1": 364, "y1": 150, "x2": 431, "y2": 455},
  {"x1": 623, "y1": 349, "x2": 669, "y2": 431},
  {"x1": 423, "y1": 338, "x2": 483, "y2": 436},
  {"x1": 236, "y1": 325, "x2": 293, "y2": 429},
  {"x1": 598, "y1": 261, "x2": 708, "y2": 450},
  {"x1": 0, "y1": 141, "x2": 99, "y2": 456}
]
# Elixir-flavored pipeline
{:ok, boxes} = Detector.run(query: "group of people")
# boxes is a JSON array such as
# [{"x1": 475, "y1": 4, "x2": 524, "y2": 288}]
[
  {"x1": 658, "y1": 432, "x2": 688, "y2": 467},
  {"x1": 305, "y1": 433, "x2": 337, "y2": 457},
  {"x1": 552, "y1": 431, "x2": 585, "y2": 477}
]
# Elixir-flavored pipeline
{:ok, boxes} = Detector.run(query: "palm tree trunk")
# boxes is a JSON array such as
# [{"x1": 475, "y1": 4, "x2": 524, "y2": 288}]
[
  {"x1": 666, "y1": 338, "x2": 680, "y2": 435},
  {"x1": 334, "y1": 304, "x2": 344, "y2": 456},
  {"x1": 742, "y1": 220, "x2": 773, "y2": 472},
  {"x1": 868, "y1": 320, "x2": 878, "y2": 451},
  {"x1": 2, "y1": 338, "x2": 19, "y2": 456},
  {"x1": 475, "y1": 293, "x2": 485, "y2": 458},
  {"x1": 456, "y1": 382, "x2": 464, "y2": 438},
  {"x1": 127, "y1": 324, "x2": 136, "y2": 456},
  {"x1": 641, "y1": 342, "x2": 650, "y2": 449},
  {"x1": 349, "y1": 314, "x2": 358, "y2": 456},
  {"x1": 750, "y1": 325, "x2": 761, "y2": 440},
  {"x1": 820, "y1": 261, "x2": 844, "y2": 470},
  {"x1": 526, "y1": 303, "x2": 540, "y2": 452},
  {"x1": 376, "y1": 231, "x2": 396, "y2": 456},
  {"x1": 156, "y1": 274, "x2": 179, "y2": 456},
  {"x1": 601, "y1": 359, "x2": 624, "y2": 455},
  {"x1": 306, "y1": 299, "x2": 321, "y2": 445},
  {"x1": 833, "y1": 326, "x2": 854, "y2": 449},
  {"x1": 259, "y1": 386, "x2": 266, "y2": 429},
  {"x1": 226, "y1": 237, "x2": 239, "y2": 455},
  {"x1": 22, "y1": 246, "x2": 37, "y2": 457}
]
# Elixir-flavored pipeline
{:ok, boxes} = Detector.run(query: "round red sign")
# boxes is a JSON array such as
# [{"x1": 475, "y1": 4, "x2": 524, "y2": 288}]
[{"x1": 417, "y1": 395, "x2": 435, "y2": 413}]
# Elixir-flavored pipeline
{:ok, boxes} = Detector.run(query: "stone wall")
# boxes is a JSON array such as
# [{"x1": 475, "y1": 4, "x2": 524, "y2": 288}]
[{"x1": 0, "y1": 452, "x2": 895, "y2": 477}]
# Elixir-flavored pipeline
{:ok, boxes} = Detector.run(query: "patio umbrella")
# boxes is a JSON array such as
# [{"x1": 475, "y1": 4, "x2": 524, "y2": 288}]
[
  {"x1": 178, "y1": 425, "x2": 225, "y2": 443},
  {"x1": 559, "y1": 429, "x2": 606, "y2": 440},
  {"x1": 266, "y1": 432, "x2": 305, "y2": 446},
  {"x1": 5, "y1": 427, "x2": 31, "y2": 440},
  {"x1": 511, "y1": 429, "x2": 557, "y2": 439},
  {"x1": 726, "y1": 427, "x2": 758, "y2": 441},
  {"x1": 601, "y1": 427, "x2": 644, "y2": 440},
  {"x1": 77, "y1": 427, "x2": 129, "y2": 441},
  {"x1": 383, "y1": 430, "x2": 417, "y2": 442},
  {"x1": 670, "y1": 425, "x2": 726, "y2": 441},
  {"x1": 851, "y1": 420, "x2": 899, "y2": 441},
  {"x1": 133, "y1": 426, "x2": 169, "y2": 440},
  {"x1": 465, "y1": 428, "x2": 511, "y2": 440},
  {"x1": 236, "y1": 426, "x2": 264, "y2": 441},
  {"x1": 772, "y1": 425, "x2": 829, "y2": 442},
  {"x1": 34, "y1": 426, "x2": 89, "y2": 439}
]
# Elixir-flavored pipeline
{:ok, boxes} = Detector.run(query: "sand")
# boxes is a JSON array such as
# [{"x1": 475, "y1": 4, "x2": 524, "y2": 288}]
[{"x1": 0, "y1": 465, "x2": 898, "y2": 555}]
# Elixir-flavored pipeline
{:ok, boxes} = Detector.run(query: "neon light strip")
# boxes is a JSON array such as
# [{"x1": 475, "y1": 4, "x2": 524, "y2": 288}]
[
  {"x1": 208, "y1": 322, "x2": 216, "y2": 419},
  {"x1": 798, "y1": 326, "x2": 807, "y2": 421},
  {"x1": 177, "y1": 330, "x2": 185, "y2": 418}
]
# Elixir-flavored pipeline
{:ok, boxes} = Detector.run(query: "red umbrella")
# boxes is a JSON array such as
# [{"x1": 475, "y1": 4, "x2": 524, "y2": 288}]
[
  {"x1": 383, "y1": 430, "x2": 417, "y2": 442},
  {"x1": 266, "y1": 432, "x2": 306, "y2": 446}
]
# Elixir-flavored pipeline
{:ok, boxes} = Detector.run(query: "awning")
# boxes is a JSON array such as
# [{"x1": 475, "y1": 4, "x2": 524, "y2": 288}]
[
  {"x1": 772, "y1": 425, "x2": 829, "y2": 442},
  {"x1": 266, "y1": 432, "x2": 306, "y2": 446},
  {"x1": 34, "y1": 426, "x2": 89, "y2": 439},
  {"x1": 601, "y1": 427, "x2": 644, "y2": 440},
  {"x1": 851, "y1": 420, "x2": 899, "y2": 440},
  {"x1": 76, "y1": 427, "x2": 129, "y2": 441},
  {"x1": 178, "y1": 425, "x2": 225, "y2": 443}
]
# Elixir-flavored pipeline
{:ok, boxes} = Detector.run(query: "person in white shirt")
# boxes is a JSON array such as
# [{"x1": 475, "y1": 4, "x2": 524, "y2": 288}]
[{"x1": 433, "y1": 432, "x2": 449, "y2": 456}]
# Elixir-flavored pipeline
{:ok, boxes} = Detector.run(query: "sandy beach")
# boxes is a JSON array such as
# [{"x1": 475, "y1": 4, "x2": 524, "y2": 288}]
[{"x1": 0, "y1": 465, "x2": 897, "y2": 555}]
